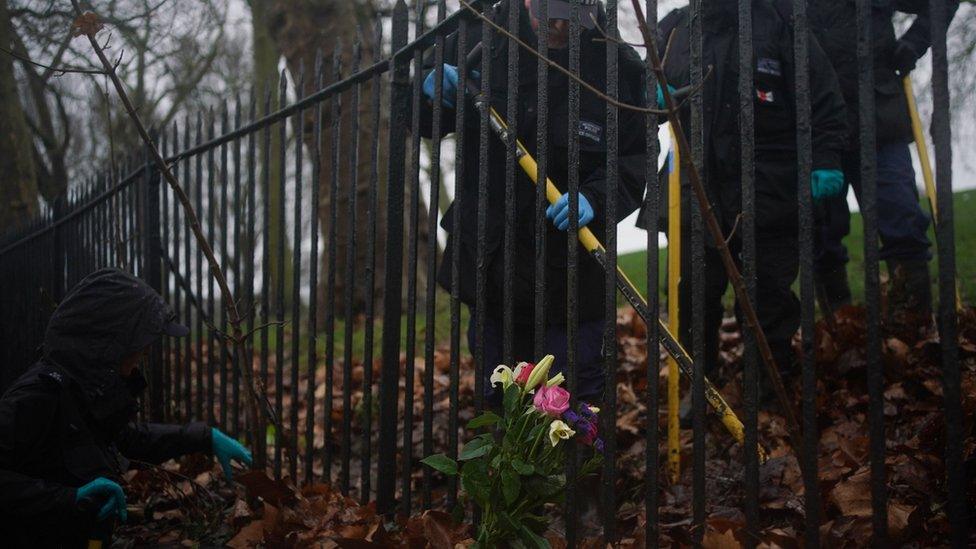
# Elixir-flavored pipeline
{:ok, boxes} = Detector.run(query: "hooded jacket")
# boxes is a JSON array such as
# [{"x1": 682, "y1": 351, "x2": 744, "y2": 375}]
[
  {"x1": 0, "y1": 268, "x2": 211, "y2": 547},
  {"x1": 417, "y1": 0, "x2": 649, "y2": 323}
]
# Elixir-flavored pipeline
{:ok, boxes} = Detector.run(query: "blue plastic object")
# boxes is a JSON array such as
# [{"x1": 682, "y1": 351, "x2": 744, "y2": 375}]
[
  {"x1": 811, "y1": 168, "x2": 845, "y2": 201},
  {"x1": 546, "y1": 193, "x2": 595, "y2": 231},
  {"x1": 211, "y1": 428, "x2": 253, "y2": 480},
  {"x1": 76, "y1": 477, "x2": 126, "y2": 522}
]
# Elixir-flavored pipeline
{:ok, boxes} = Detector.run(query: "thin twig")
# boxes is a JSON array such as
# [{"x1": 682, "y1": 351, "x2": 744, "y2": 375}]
[
  {"x1": 457, "y1": 0, "x2": 668, "y2": 114},
  {"x1": 725, "y1": 213, "x2": 743, "y2": 245},
  {"x1": 673, "y1": 65, "x2": 713, "y2": 111},
  {"x1": 591, "y1": 26, "x2": 647, "y2": 49},
  {"x1": 241, "y1": 320, "x2": 288, "y2": 342},
  {"x1": 0, "y1": 44, "x2": 106, "y2": 75},
  {"x1": 661, "y1": 28, "x2": 676, "y2": 68}
]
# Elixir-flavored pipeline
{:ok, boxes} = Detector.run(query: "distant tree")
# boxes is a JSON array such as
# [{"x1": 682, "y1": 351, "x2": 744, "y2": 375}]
[{"x1": 0, "y1": 0, "x2": 38, "y2": 233}]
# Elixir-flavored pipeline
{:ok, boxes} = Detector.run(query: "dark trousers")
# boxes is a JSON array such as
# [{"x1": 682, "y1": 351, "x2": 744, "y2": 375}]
[
  {"x1": 678, "y1": 233, "x2": 799, "y2": 377},
  {"x1": 815, "y1": 142, "x2": 932, "y2": 272},
  {"x1": 468, "y1": 310, "x2": 607, "y2": 404}
]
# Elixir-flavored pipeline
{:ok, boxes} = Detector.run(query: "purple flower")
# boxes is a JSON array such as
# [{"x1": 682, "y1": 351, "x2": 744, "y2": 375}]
[
  {"x1": 563, "y1": 410, "x2": 580, "y2": 425},
  {"x1": 594, "y1": 438, "x2": 605, "y2": 453}
]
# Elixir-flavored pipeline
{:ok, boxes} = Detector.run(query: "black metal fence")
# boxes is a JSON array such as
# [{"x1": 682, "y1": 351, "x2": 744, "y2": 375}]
[{"x1": 0, "y1": 0, "x2": 968, "y2": 545}]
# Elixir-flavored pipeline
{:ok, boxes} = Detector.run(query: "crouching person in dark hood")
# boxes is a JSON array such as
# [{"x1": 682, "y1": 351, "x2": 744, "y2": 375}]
[{"x1": 0, "y1": 268, "x2": 252, "y2": 547}]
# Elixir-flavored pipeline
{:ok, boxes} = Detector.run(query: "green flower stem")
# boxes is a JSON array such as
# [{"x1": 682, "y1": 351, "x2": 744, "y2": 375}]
[{"x1": 527, "y1": 418, "x2": 548, "y2": 460}]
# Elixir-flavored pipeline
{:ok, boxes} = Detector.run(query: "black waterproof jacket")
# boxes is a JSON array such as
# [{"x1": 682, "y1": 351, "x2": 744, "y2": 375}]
[
  {"x1": 0, "y1": 268, "x2": 211, "y2": 547},
  {"x1": 418, "y1": 0, "x2": 648, "y2": 323},
  {"x1": 641, "y1": 0, "x2": 847, "y2": 235},
  {"x1": 809, "y1": 0, "x2": 959, "y2": 146}
]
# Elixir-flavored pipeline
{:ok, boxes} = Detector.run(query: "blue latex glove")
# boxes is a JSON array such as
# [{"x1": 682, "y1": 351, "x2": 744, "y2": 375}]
[
  {"x1": 811, "y1": 169, "x2": 845, "y2": 201},
  {"x1": 644, "y1": 83, "x2": 676, "y2": 109},
  {"x1": 211, "y1": 428, "x2": 253, "y2": 479},
  {"x1": 76, "y1": 477, "x2": 127, "y2": 522},
  {"x1": 423, "y1": 64, "x2": 480, "y2": 109},
  {"x1": 656, "y1": 83, "x2": 676, "y2": 109},
  {"x1": 546, "y1": 192, "x2": 595, "y2": 231}
]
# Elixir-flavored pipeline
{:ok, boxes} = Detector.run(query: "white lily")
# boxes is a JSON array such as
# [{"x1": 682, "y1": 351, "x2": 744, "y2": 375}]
[
  {"x1": 489, "y1": 364, "x2": 514, "y2": 389},
  {"x1": 548, "y1": 419, "x2": 576, "y2": 447}
]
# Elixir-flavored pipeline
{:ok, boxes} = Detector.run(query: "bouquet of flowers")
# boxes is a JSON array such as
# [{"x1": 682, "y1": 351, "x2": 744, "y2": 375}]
[{"x1": 422, "y1": 355, "x2": 604, "y2": 547}]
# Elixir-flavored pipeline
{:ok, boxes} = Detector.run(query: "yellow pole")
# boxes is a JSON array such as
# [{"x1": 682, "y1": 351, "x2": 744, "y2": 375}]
[
  {"x1": 903, "y1": 76, "x2": 962, "y2": 311},
  {"x1": 666, "y1": 130, "x2": 682, "y2": 483},
  {"x1": 903, "y1": 76, "x2": 938, "y2": 220}
]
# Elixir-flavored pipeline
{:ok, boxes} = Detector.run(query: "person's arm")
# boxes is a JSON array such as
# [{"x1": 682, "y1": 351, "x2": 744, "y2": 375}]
[
  {"x1": 0, "y1": 386, "x2": 84, "y2": 525},
  {"x1": 806, "y1": 31, "x2": 848, "y2": 171},
  {"x1": 893, "y1": 0, "x2": 960, "y2": 68},
  {"x1": 115, "y1": 422, "x2": 211, "y2": 465}
]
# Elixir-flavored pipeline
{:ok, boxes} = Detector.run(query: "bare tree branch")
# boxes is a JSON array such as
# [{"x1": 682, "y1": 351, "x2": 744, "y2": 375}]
[{"x1": 0, "y1": 44, "x2": 105, "y2": 75}]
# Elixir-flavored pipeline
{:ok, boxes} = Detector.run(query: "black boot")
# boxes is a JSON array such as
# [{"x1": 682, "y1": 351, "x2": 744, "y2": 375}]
[
  {"x1": 886, "y1": 259, "x2": 933, "y2": 334},
  {"x1": 815, "y1": 265, "x2": 852, "y2": 313}
]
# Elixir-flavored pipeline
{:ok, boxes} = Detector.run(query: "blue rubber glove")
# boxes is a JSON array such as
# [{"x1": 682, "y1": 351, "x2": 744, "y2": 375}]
[
  {"x1": 644, "y1": 84, "x2": 676, "y2": 109},
  {"x1": 546, "y1": 192, "x2": 595, "y2": 231},
  {"x1": 76, "y1": 477, "x2": 127, "y2": 522},
  {"x1": 211, "y1": 428, "x2": 253, "y2": 479},
  {"x1": 811, "y1": 169, "x2": 845, "y2": 201},
  {"x1": 656, "y1": 83, "x2": 676, "y2": 109},
  {"x1": 423, "y1": 64, "x2": 458, "y2": 108}
]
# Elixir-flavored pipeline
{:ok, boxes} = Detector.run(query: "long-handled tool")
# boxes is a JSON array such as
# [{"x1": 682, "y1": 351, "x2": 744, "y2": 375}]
[
  {"x1": 903, "y1": 75, "x2": 962, "y2": 312},
  {"x1": 458, "y1": 43, "x2": 763, "y2": 460},
  {"x1": 665, "y1": 137, "x2": 682, "y2": 481}
]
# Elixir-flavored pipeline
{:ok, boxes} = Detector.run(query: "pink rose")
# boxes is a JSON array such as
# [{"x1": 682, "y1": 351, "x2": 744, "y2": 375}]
[
  {"x1": 514, "y1": 362, "x2": 534, "y2": 385},
  {"x1": 533, "y1": 385, "x2": 571, "y2": 417}
]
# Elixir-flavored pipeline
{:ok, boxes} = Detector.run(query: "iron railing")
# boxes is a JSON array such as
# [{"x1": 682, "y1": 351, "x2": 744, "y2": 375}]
[{"x1": 0, "y1": 0, "x2": 968, "y2": 545}]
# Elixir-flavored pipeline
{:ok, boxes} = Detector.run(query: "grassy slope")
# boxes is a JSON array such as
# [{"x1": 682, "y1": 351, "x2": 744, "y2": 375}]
[
  {"x1": 269, "y1": 190, "x2": 972, "y2": 368},
  {"x1": 616, "y1": 188, "x2": 976, "y2": 306}
]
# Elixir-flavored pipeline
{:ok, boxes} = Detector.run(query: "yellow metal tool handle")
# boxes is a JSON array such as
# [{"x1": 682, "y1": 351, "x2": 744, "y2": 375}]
[
  {"x1": 903, "y1": 76, "x2": 938, "y2": 221},
  {"x1": 903, "y1": 76, "x2": 961, "y2": 311},
  {"x1": 666, "y1": 131, "x2": 682, "y2": 483}
]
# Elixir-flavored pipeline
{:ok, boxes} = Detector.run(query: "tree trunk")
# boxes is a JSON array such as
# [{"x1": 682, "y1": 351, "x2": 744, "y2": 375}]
[
  {"x1": 263, "y1": 0, "x2": 432, "y2": 320},
  {"x1": 0, "y1": 0, "x2": 38, "y2": 233},
  {"x1": 251, "y1": 0, "x2": 294, "y2": 306}
]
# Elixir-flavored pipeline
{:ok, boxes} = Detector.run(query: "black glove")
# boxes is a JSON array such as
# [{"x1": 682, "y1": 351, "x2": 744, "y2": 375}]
[{"x1": 892, "y1": 40, "x2": 919, "y2": 75}]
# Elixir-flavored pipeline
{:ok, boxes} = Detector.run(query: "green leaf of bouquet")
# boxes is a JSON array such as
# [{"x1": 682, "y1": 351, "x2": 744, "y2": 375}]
[
  {"x1": 461, "y1": 460, "x2": 490, "y2": 504},
  {"x1": 525, "y1": 422, "x2": 546, "y2": 442},
  {"x1": 460, "y1": 436, "x2": 492, "y2": 460},
  {"x1": 519, "y1": 523, "x2": 551, "y2": 549},
  {"x1": 501, "y1": 467, "x2": 521, "y2": 505},
  {"x1": 467, "y1": 411, "x2": 502, "y2": 430},
  {"x1": 512, "y1": 459, "x2": 534, "y2": 475},
  {"x1": 420, "y1": 453, "x2": 458, "y2": 475},
  {"x1": 462, "y1": 472, "x2": 490, "y2": 505},
  {"x1": 578, "y1": 453, "x2": 604, "y2": 477},
  {"x1": 504, "y1": 383, "x2": 521, "y2": 416},
  {"x1": 462, "y1": 458, "x2": 490, "y2": 485},
  {"x1": 498, "y1": 510, "x2": 522, "y2": 534}
]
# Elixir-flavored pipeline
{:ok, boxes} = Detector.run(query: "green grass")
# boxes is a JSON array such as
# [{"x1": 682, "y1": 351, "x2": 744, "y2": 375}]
[
  {"x1": 616, "y1": 188, "x2": 976, "y2": 307},
  {"x1": 238, "y1": 189, "x2": 973, "y2": 365},
  {"x1": 254, "y1": 287, "x2": 470, "y2": 370}
]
